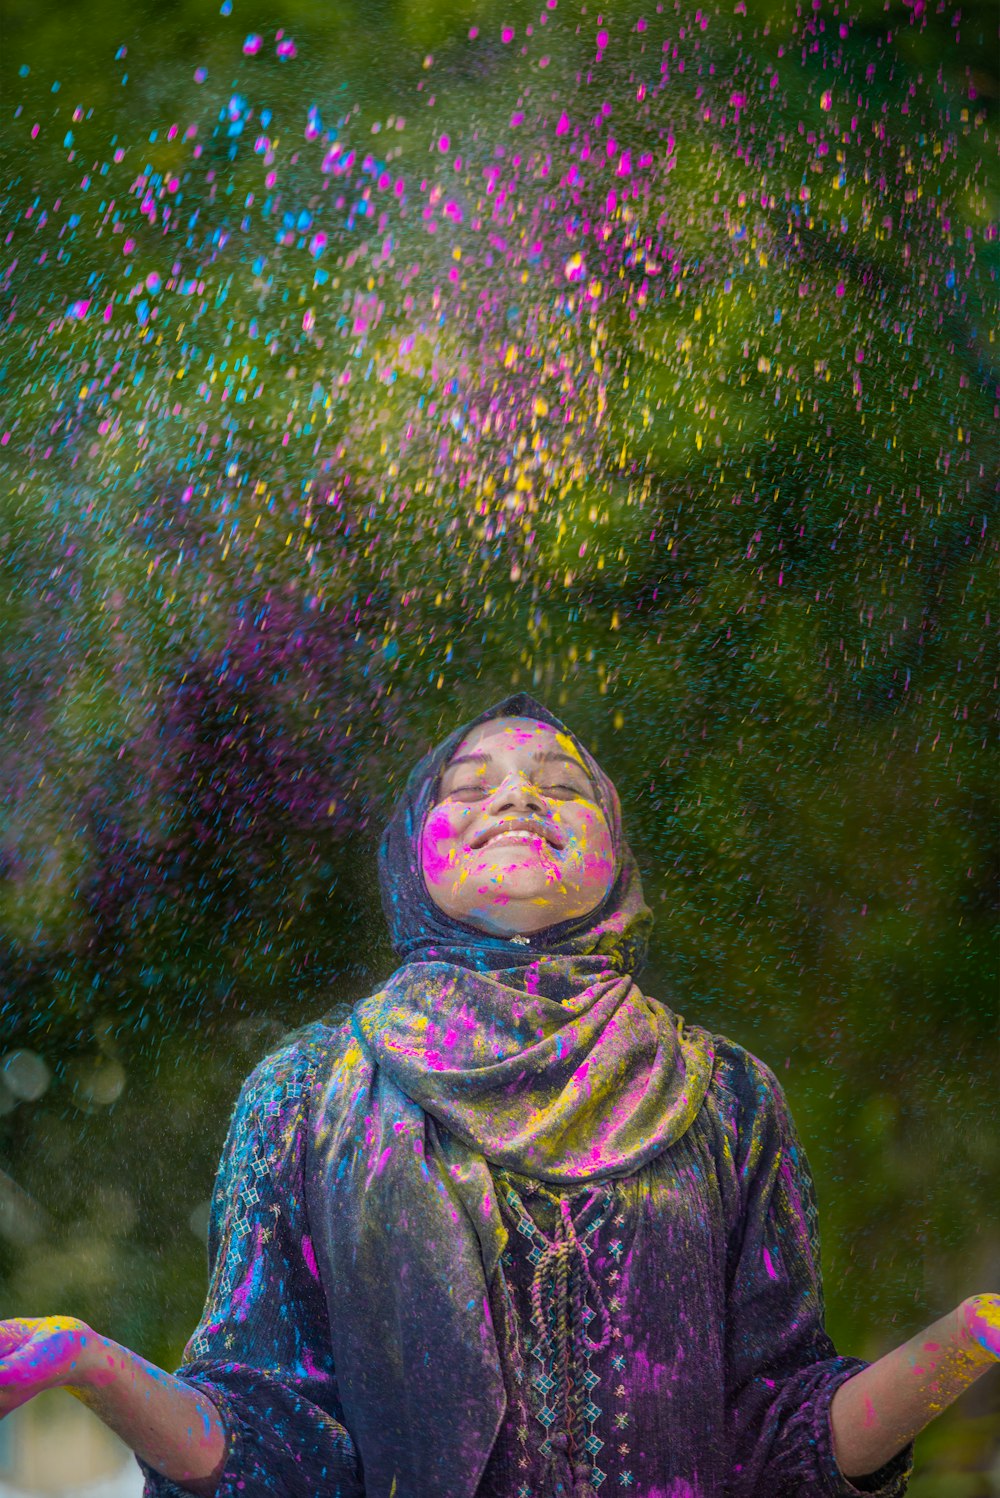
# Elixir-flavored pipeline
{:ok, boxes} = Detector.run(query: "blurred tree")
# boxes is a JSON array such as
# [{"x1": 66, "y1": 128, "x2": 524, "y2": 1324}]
[{"x1": 0, "y1": 0, "x2": 996, "y2": 1487}]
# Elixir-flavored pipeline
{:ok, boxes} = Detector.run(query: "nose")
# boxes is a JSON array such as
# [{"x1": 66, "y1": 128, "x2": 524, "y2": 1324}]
[{"x1": 485, "y1": 772, "x2": 547, "y2": 816}]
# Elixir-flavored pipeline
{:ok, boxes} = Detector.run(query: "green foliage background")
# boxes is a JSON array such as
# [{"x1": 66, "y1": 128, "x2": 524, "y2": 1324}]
[{"x1": 0, "y1": 0, "x2": 997, "y2": 1490}]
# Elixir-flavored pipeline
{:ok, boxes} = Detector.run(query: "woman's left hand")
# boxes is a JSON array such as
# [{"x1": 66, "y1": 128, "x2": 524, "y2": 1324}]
[
  {"x1": 830, "y1": 1293, "x2": 999, "y2": 1478},
  {"x1": 962, "y1": 1294, "x2": 1000, "y2": 1362}
]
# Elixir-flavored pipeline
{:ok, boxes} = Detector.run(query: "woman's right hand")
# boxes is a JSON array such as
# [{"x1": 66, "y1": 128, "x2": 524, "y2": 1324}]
[
  {"x1": 0, "y1": 1314, "x2": 227, "y2": 1494},
  {"x1": 0, "y1": 1316, "x2": 100, "y2": 1415}
]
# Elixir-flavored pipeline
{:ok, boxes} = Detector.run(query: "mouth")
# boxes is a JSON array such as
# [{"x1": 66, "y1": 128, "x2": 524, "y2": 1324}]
[{"x1": 471, "y1": 819, "x2": 564, "y2": 851}]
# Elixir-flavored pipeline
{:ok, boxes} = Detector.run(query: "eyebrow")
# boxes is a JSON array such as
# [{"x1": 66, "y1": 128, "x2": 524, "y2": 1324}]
[{"x1": 441, "y1": 750, "x2": 592, "y2": 778}]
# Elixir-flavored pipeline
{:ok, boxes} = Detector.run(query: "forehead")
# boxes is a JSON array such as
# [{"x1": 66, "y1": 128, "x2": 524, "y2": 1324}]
[{"x1": 446, "y1": 716, "x2": 586, "y2": 765}]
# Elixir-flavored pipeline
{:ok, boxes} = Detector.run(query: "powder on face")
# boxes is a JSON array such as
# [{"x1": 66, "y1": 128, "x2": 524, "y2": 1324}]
[{"x1": 419, "y1": 716, "x2": 615, "y2": 937}]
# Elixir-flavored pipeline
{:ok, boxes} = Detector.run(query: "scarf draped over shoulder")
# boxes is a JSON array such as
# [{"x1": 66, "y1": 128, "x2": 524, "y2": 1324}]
[{"x1": 309, "y1": 693, "x2": 716, "y2": 1498}]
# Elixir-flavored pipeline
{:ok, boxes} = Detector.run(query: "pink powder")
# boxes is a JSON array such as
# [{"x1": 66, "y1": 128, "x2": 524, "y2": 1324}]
[{"x1": 301, "y1": 1234, "x2": 319, "y2": 1279}]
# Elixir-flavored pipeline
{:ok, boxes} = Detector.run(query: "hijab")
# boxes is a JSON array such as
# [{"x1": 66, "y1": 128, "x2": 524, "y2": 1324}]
[
  {"x1": 311, "y1": 694, "x2": 716, "y2": 1498},
  {"x1": 356, "y1": 691, "x2": 715, "y2": 1182}
]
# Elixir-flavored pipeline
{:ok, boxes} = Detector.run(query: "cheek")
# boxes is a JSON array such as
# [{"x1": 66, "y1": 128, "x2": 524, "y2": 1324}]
[
  {"x1": 582, "y1": 842, "x2": 616, "y2": 887},
  {"x1": 563, "y1": 812, "x2": 615, "y2": 885},
  {"x1": 420, "y1": 806, "x2": 470, "y2": 886}
]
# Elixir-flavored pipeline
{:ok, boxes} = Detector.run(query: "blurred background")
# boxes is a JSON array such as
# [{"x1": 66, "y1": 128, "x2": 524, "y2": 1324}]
[{"x1": 0, "y1": 0, "x2": 997, "y2": 1492}]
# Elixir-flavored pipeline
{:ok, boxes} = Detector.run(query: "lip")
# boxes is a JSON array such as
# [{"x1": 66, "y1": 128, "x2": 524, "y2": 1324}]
[
  {"x1": 471, "y1": 818, "x2": 564, "y2": 851},
  {"x1": 479, "y1": 831, "x2": 550, "y2": 852}
]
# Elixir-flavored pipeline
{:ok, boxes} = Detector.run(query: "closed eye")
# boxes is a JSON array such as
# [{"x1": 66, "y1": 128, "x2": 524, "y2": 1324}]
[{"x1": 446, "y1": 782, "x2": 591, "y2": 800}]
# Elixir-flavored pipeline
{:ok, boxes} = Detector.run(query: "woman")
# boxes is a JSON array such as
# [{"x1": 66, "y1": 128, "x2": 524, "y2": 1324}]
[{"x1": 0, "y1": 693, "x2": 997, "y2": 1498}]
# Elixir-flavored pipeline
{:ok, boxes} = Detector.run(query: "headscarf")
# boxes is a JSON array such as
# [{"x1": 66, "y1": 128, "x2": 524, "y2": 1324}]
[
  {"x1": 376, "y1": 689, "x2": 650, "y2": 978},
  {"x1": 311, "y1": 695, "x2": 716, "y2": 1498},
  {"x1": 357, "y1": 691, "x2": 715, "y2": 1183}
]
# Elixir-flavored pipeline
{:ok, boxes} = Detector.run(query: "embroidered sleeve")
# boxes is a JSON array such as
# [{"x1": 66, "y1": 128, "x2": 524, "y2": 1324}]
[
  {"x1": 724, "y1": 1053, "x2": 913, "y2": 1498},
  {"x1": 138, "y1": 1028, "x2": 362, "y2": 1498}
]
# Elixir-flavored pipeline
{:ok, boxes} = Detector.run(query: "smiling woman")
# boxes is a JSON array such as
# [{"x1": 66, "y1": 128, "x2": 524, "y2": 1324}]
[
  {"x1": 420, "y1": 717, "x2": 616, "y2": 933},
  {"x1": 0, "y1": 694, "x2": 996, "y2": 1498}
]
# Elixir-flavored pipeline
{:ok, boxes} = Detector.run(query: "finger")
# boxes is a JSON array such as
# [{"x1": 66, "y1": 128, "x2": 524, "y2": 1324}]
[
  {"x1": 0, "y1": 1320, "x2": 36, "y2": 1358},
  {"x1": 0, "y1": 1339, "x2": 83, "y2": 1393}
]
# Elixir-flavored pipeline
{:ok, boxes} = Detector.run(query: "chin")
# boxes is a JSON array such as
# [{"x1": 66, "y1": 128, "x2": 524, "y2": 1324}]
[
  {"x1": 473, "y1": 872, "x2": 561, "y2": 905},
  {"x1": 461, "y1": 892, "x2": 579, "y2": 931}
]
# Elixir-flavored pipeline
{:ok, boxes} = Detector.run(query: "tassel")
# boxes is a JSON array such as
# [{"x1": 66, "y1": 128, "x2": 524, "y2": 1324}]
[
  {"x1": 572, "y1": 1461, "x2": 598, "y2": 1498},
  {"x1": 547, "y1": 1431, "x2": 575, "y2": 1496},
  {"x1": 548, "y1": 1432, "x2": 598, "y2": 1498}
]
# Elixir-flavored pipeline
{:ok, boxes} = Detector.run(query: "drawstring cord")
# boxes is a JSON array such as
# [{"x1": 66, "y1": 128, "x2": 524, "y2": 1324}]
[{"x1": 499, "y1": 1175, "x2": 613, "y2": 1498}]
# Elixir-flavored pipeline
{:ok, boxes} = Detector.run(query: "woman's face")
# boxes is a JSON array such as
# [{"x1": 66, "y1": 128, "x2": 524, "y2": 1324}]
[{"x1": 420, "y1": 716, "x2": 616, "y2": 936}]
